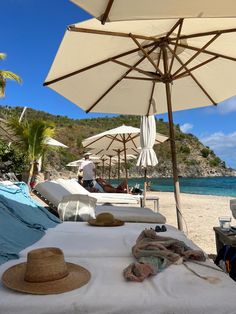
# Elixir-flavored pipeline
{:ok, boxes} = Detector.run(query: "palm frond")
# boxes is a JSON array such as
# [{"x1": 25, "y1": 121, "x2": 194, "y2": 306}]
[
  {"x1": 0, "y1": 53, "x2": 6, "y2": 61},
  {"x1": 0, "y1": 71, "x2": 22, "y2": 83}
]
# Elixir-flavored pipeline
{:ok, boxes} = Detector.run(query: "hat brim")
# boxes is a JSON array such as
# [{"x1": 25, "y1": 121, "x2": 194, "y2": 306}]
[
  {"x1": 88, "y1": 219, "x2": 124, "y2": 227},
  {"x1": 2, "y1": 262, "x2": 91, "y2": 295}
]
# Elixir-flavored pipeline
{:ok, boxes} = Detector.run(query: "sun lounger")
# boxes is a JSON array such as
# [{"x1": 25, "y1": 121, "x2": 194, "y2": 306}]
[
  {"x1": 0, "y1": 220, "x2": 236, "y2": 314},
  {"x1": 34, "y1": 179, "x2": 165, "y2": 224},
  {"x1": 34, "y1": 179, "x2": 142, "y2": 207}
]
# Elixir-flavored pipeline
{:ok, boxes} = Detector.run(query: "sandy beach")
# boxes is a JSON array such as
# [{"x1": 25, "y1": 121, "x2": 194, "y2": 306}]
[{"x1": 145, "y1": 191, "x2": 233, "y2": 254}]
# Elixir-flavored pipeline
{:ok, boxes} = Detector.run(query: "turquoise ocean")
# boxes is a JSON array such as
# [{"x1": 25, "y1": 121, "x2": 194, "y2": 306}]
[{"x1": 112, "y1": 176, "x2": 236, "y2": 197}]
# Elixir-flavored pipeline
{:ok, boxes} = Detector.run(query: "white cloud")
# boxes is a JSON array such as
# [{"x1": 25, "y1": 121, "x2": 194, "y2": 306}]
[
  {"x1": 180, "y1": 123, "x2": 193, "y2": 133},
  {"x1": 200, "y1": 131, "x2": 236, "y2": 168}
]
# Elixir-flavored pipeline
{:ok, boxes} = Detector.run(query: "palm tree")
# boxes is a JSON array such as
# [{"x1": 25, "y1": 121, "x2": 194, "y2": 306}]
[
  {"x1": 0, "y1": 53, "x2": 22, "y2": 97},
  {"x1": 10, "y1": 118, "x2": 55, "y2": 185}
]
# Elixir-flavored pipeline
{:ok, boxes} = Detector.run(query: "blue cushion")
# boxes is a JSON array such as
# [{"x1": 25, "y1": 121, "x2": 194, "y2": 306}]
[
  {"x1": 0, "y1": 202, "x2": 45, "y2": 265},
  {"x1": 0, "y1": 182, "x2": 61, "y2": 230}
]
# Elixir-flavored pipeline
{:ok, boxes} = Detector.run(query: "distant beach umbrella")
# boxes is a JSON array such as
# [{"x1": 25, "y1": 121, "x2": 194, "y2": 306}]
[
  {"x1": 89, "y1": 147, "x2": 138, "y2": 181},
  {"x1": 44, "y1": 137, "x2": 68, "y2": 148},
  {"x1": 44, "y1": 17, "x2": 236, "y2": 229},
  {"x1": 82, "y1": 125, "x2": 140, "y2": 190}
]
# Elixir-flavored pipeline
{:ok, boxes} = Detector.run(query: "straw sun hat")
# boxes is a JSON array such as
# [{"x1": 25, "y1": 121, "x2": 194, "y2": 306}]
[
  {"x1": 2, "y1": 247, "x2": 91, "y2": 295},
  {"x1": 88, "y1": 212, "x2": 124, "y2": 227}
]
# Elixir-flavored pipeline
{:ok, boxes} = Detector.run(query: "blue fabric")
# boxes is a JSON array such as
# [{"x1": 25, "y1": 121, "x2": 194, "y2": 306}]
[
  {"x1": 0, "y1": 202, "x2": 44, "y2": 265},
  {"x1": 0, "y1": 182, "x2": 61, "y2": 230}
]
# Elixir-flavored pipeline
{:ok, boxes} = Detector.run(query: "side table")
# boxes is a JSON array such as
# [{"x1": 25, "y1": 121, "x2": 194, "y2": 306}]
[
  {"x1": 213, "y1": 227, "x2": 236, "y2": 254},
  {"x1": 140, "y1": 196, "x2": 159, "y2": 212}
]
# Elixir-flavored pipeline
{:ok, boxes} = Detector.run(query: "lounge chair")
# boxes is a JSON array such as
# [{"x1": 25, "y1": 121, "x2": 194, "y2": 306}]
[
  {"x1": 34, "y1": 179, "x2": 166, "y2": 224},
  {"x1": 34, "y1": 179, "x2": 143, "y2": 206}
]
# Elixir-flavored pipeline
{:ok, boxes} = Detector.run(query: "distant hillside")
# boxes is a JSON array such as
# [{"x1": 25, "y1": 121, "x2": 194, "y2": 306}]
[{"x1": 0, "y1": 105, "x2": 235, "y2": 178}]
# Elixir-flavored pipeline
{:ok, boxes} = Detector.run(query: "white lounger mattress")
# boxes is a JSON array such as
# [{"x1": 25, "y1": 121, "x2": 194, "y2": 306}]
[
  {"x1": 35, "y1": 180, "x2": 142, "y2": 207},
  {"x1": 19, "y1": 223, "x2": 190, "y2": 258},
  {"x1": 0, "y1": 222, "x2": 235, "y2": 314}
]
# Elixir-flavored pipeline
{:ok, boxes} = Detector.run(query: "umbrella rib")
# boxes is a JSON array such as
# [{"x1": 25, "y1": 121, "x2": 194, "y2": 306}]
[
  {"x1": 124, "y1": 76, "x2": 156, "y2": 81},
  {"x1": 86, "y1": 44, "x2": 158, "y2": 113},
  {"x1": 111, "y1": 59, "x2": 161, "y2": 79},
  {"x1": 169, "y1": 27, "x2": 236, "y2": 41},
  {"x1": 101, "y1": 0, "x2": 114, "y2": 24},
  {"x1": 174, "y1": 56, "x2": 219, "y2": 80},
  {"x1": 168, "y1": 19, "x2": 184, "y2": 75},
  {"x1": 167, "y1": 45, "x2": 217, "y2": 105},
  {"x1": 68, "y1": 25, "x2": 160, "y2": 41},
  {"x1": 129, "y1": 33, "x2": 163, "y2": 76},
  {"x1": 172, "y1": 33, "x2": 221, "y2": 77},
  {"x1": 166, "y1": 18, "x2": 184, "y2": 38},
  {"x1": 171, "y1": 42, "x2": 236, "y2": 62},
  {"x1": 44, "y1": 42, "x2": 155, "y2": 86}
]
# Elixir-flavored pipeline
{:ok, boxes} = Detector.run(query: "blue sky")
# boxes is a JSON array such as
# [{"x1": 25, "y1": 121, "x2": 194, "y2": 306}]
[{"x1": 1, "y1": 0, "x2": 236, "y2": 168}]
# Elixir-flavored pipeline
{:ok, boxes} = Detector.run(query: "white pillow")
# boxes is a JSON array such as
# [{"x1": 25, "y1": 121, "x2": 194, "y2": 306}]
[{"x1": 58, "y1": 194, "x2": 97, "y2": 222}]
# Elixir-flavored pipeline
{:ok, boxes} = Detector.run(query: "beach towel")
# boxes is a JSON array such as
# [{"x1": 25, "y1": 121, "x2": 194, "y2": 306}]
[
  {"x1": 0, "y1": 202, "x2": 44, "y2": 265},
  {"x1": 123, "y1": 228, "x2": 206, "y2": 282},
  {"x1": 0, "y1": 182, "x2": 61, "y2": 230}
]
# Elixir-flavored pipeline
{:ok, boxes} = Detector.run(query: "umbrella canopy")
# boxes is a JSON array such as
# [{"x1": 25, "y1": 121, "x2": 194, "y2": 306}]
[
  {"x1": 89, "y1": 147, "x2": 138, "y2": 181},
  {"x1": 136, "y1": 115, "x2": 158, "y2": 206},
  {"x1": 44, "y1": 18, "x2": 236, "y2": 116},
  {"x1": 44, "y1": 137, "x2": 68, "y2": 148},
  {"x1": 70, "y1": 0, "x2": 236, "y2": 23},
  {"x1": 82, "y1": 125, "x2": 140, "y2": 185},
  {"x1": 136, "y1": 116, "x2": 158, "y2": 168},
  {"x1": 67, "y1": 156, "x2": 100, "y2": 166},
  {"x1": 44, "y1": 17, "x2": 236, "y2": 229}
]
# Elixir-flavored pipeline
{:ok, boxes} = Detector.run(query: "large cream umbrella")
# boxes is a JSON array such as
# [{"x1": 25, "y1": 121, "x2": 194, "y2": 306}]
[
  {"x1": 70, "y1": 0, "x2": 236, "y2": 23},
  {"x1": 44, "y1": 17, "x2": 236, "y2": 229}
]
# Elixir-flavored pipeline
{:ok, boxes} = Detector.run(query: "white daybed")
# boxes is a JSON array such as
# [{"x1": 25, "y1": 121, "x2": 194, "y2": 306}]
[{"x1": 0, "y1": 221, "x2": 236, "y2": 314}]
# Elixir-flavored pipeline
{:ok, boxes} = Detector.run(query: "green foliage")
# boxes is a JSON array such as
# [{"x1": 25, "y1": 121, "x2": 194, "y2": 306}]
[
  {"x1": 0, "y1": 140, "x2": 26, "y2": 174},
  {"x1": 0, "y1": 53, "x2": 22, "y2": 97},
  {"x1": 184, "y1": 159, "x2": 199, "y2": 166},
  {"x1": 180, "y1": 145, "x2": 190, "y2": 155},
  {"x1": 9, "y1": 118, "x2": 55, "y2": 163},
  {"x1": 201, "y1": 148, "x2": 210, "y2": 158},
  {"x1": 0, "y1": 106, "x2": 228, "y2": 175},
  {"x1": 209, "y1": 157, "x2": 221, "y2": 167}
]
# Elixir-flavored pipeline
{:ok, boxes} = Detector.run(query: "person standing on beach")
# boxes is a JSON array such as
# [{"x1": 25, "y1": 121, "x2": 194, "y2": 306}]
[{"x1": 79, "y1": 153, "x2": 95, "y2": 191}]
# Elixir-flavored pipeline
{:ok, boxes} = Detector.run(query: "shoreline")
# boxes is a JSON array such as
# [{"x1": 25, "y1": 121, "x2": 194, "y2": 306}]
[{"x1": 145, "y1": 191, "x2": 234, "y2": 254}]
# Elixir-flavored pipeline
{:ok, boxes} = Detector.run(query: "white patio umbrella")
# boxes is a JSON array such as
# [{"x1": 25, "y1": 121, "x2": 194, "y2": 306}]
[
  {"x1": 82, "y1": 125, "x2": 140, "y2": 188},
  {"x1": 66, "y1": 155, "x2": 100, "y2": 167},
  {"x1": 70, "y1": 0, "x2": 236, "y2": 23},
  {"x1": 44, "y1": 17, "x2": 236, "y2": 229},
  {"x1": 44, "y1": 137, "x2": 68, "y2": 148},
  {"x1": 89, "y1": 147, "x2": 138, "y2": 181},
  {"x1": 136, "y1": 115, "x2": 158, "y2": 206}
]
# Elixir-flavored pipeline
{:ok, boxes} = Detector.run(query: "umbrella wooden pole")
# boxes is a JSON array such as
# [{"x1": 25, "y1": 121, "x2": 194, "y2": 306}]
[
  {"x1": 117, "y1": 150, "x2": 121, "y2": 182},
  {"x1": 143, "y1": 168, "x2": 147, "y2": 207},
  {"x1": 162, "y1": 45, "x2": 183, "y2": 231},
  {"x1": 109, "y1": 156, "x2": 112, "y2": 182},
  {"x1": 102, "y1": 160, "x2": 105, "y2": 178}
]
